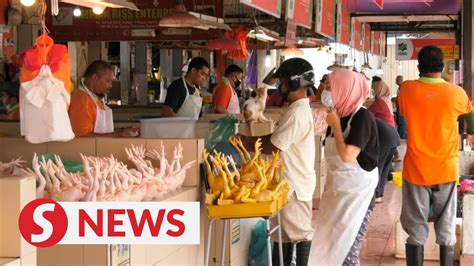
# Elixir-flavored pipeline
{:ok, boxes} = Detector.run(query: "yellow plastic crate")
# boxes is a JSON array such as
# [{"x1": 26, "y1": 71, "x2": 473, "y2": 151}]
[
  {"x1": 392, "y1": 171, "x2": 403, "y2": 187},
  {"x1": 207, "y1": 194, "x2": 288, "y2": 219}
]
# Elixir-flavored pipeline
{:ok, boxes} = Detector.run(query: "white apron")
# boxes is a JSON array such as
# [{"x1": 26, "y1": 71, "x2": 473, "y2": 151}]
[
  {"x1": 176, "y1": 78, "x2": 202, "y2": 120},
  {"x1": 80, "y1": 79, "x2": 114, "y2": 134},
  {"x1": 227, "y1": 89, "x2": 240, "y2": 114},
  {"x1": 313, "y1": 108, "x2": 378, "y2": 265}
]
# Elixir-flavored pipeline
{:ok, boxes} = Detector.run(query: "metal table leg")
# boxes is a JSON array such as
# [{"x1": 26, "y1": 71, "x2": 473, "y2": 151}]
[
  {"x1": 277, "y1": 213, "x2": 283, "y2": 266},
  {"x1": 220, "y1": 219, "x2": 229, "y2": 266},
  {"x1": 205, "y1": 219, "x2": 215, "y2": 266},
  {"x1": 266, "y1": 218, "x2": 273, "y2": 266}
]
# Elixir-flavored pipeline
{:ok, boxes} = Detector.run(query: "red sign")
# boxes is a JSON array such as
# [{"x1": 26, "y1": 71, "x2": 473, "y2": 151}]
[
  {"x1": 351, "y1": 18, "x2": 362, "y2": 50},
  {"x1": 372, "y1": 32, "x2": 380, "y2": 55},
  {"x1": 380, "y1": 32, "x2": 386, "y2": 57},
  {"x1": 316, "y1": 0, "x2": 335, "y2": 39},
  {"x1": 336, "y1": 0, "x2": 350, "y2": 45},
  {"x1": 286, "y1": 0, "x2": 313, "y2": 29},
  {"x1": 285, "y1": 20, "x2": 297, "y2": 47},
  {"x1": 46, "y1": 0, "x2": 218, "y2": 41},
  {"x1": 396, "y1": 38, "x2": 456, "y2": 60},
  {"x1": 363, "y1": 24, "x2": 371, "y2": 52},
  {"x1": 375, "y1": 0, "x2": 383, "y2": 9},
  {"x1": 241, "y1": 0, "x2": 281, "y2": 18}
]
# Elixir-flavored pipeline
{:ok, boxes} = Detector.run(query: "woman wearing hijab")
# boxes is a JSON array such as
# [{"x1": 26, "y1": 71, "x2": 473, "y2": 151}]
[
  {"x1": 369, "y1": 78, "x2": 396, "y2": 127},
  {"x1": 314, "y1": 68, "x2": 379, "y2": 265}
]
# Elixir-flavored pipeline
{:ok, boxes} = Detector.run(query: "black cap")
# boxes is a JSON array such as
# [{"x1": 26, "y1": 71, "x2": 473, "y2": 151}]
[
  {"x1": 272, "y1": 58, "x2": 313, "y2": 79},
  {"x1": 0, "y1": 81, "x2": 19, "y2": 98}
]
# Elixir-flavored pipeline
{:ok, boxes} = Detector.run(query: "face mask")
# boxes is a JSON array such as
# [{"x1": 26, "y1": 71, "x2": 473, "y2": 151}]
[
  {"x1": 234, "y1": 79, "x2": 241, "y2": 89},
  {"x1": 321, "y1": 90, "x2": 334, "y2": 108}
]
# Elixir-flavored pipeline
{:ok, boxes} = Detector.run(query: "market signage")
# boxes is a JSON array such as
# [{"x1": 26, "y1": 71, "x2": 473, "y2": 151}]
[
  {"x1": 286, "y1": 0, "x2": 313, "y2": 29},
  {"x1": 363, "y1": 23, "x2": 371, "y2": 52},
  {"x1": 350, "y1": 18, "x2": 362, "y2": 50},
  {"x1": 46, "y1": 0, "x2": 216, "y2": 41},
  {"x1": 240, "y1": 0, "x2": 282, "y2": 18},
  {"x1": 371, "y1": 31, "x2": 380, "y2": 55},
  {"x1": 380, "y1": 32, "x2": 386, "y2": 57},
  {"x1": 375, "y1": 0, "x2": 383, "y2": 10},
  {"x1": 315, "y1": 0, "x2": 335, "y2": 39},
  {"x1": 395, "y1": 38, "x2": 458, "y2": 60},
  {"x1": 285, "y1": 20, "x2": 297, "y2": 47},
  {"x1": 336, "y1": 0, "x2": 350, "y2": 45},
  {"x1": 18, "y1": 198, "x2": 199, "y2": 247}
]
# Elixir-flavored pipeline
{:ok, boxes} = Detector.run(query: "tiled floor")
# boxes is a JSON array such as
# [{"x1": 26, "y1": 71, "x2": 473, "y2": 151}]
[{"x1": 308, "y1": 142, "x2": 442, "y2": 265}]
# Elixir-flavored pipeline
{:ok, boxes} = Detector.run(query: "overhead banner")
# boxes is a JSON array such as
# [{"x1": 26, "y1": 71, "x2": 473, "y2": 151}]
[
  {"x1": 336, "y1": 0, "x2": 350, "y2": 45},
  {"x1": 285, "y1": 20, "x2": 297, "y2": 47},
  {"x1": 315, "y1": 0, "x2": 335, "y2": 39},
  {"x1": 380, "y1": 32, "x2": 386, "y2": 57},
  {"x1": 286, "y1": 0, "x2": 313, "y2": 29},
  {"x1": 371, "y1": 31, "x2": 380, "y2": 55},
  {"x1": 241, "y1": 0, "x2": 282, "y2": 18},
  {"x1": 375, "y1": 0, "x2": 383, "y2": 10},
  {"x1": 395, "y1": 38, "x2": 458, "y2": 60},
  {"x1": 350, "y1": 18, "x2": 362, "y2": 50},
  {"x1": 363, "y1": 23, "x2": 371, "y2": 52}
]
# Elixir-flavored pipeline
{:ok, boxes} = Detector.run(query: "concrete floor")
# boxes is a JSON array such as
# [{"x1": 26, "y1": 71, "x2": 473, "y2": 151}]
[{"x1": 308, "y1": 141, "x2": 443, "y2": 265}]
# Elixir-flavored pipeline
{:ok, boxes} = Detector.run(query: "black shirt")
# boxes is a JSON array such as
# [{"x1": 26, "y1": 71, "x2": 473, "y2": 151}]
[
  {"x1": 375, "y1": 118, "x2": 400, "y2": 150},
  {"x1": 164, "y1": 78, "x2": 197, "y2": 113},
  {"x1": 326, "y1": 108, "x2": 379, "y2": 171}
]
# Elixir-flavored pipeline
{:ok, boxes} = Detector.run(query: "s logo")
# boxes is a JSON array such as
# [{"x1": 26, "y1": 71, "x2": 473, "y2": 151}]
[{"x1": 18, "y1": 198, "x2": 68, "y2": 247}]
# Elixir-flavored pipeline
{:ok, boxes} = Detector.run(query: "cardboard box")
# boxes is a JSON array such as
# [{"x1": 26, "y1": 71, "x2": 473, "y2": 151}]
[
  {"x1": 46, "y1": 138, "x2": 96, "y2": 162},
  {"x1": 238, "y1": 121, "x2": 274, "y2": 137},
  {"x1": 0, "y1": 176, "x2": 36, "y2": 258},
  {"x1": 0, "y1": 138, "x2": 46, "y2": 166},
  {"x1": 0, "y1": 258, "x2": 21, "y2": 266}
]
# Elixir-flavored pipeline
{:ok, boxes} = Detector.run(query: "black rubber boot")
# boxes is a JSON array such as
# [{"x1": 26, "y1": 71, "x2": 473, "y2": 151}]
[
  {"x1": 440, "y1": 245, "x2": 454, "y2": 266},
  {"x1": 296, "y1": 241, "x2": 312, "y2": 266},
  {"x1": 405, "y1": 244, "x2": 424, "y2": 266},
  {"x1": 272, "y1": 242, "x2": 293, "y2": 266}
]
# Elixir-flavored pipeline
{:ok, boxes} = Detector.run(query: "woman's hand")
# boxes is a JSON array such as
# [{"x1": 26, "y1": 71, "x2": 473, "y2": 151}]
[{"x1": 325, "y1": 108, "x2": 340, "y2": 129}]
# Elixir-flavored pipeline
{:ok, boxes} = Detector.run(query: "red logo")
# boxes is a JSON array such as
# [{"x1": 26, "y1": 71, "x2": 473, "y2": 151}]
[{"x1": 18, "y1": 198, "x2": 68, "y2": 247}]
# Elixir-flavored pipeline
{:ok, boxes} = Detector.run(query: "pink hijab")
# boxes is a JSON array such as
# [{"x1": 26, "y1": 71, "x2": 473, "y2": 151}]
[
  {"x1": 328, "y1": 68, "x2": 370, "y2": 117},
  {"x1": 372, "y1": 81, "x2": 393, "y2": 114}
]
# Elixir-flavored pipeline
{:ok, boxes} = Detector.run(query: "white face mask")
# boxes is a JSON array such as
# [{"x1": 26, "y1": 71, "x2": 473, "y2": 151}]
[{"x1": 321, "y1": 90, "x2": 334, "y2": 108}]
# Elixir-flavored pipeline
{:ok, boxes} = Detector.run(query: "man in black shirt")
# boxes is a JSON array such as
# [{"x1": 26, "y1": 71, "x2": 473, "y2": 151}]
[{"x1": 162, "y1": 57, "x2": 210, "y2": 118}]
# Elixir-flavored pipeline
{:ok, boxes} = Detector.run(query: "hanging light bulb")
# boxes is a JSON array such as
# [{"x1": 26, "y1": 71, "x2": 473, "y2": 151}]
[
  {"x1": 281, "y1": 47, "x2": 304, "y2": 57},
  {"x1": 73, "y1": 7, "x2": 82, "y2": 17},
  {"x1": 92, "y1": 7, "x2": 105, "y2": 15},
  {"x1": 265, "y1": 50, "x2": 271, "y2": 68},
  {"x1": 20, "y1": 0, "x2": 35, "y2": 6}
]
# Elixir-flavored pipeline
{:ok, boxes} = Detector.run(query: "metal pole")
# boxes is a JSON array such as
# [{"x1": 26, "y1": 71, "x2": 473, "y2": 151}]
[
  {"x1": 277, "y1": 213, "x2": 284, "y2": 266},
  {"x1": 204, "y1": 219, "x2": 215, "y2": 266},
  {"x1": 266, "y1": 218, "x2": 272, "y2": 266},
  {"x1": 220, "y1": 220, "x2": 228, "y2": 266}
]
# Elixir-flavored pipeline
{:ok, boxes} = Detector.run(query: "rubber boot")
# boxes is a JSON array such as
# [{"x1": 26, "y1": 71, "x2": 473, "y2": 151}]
[
  {"x1": 440, "y1": 245, "x2": 454, "y2": 266},
  {"x1": 296, "y1": 241, "x2": 312, "y2": 266},
  {"x1": 272, "y1": 242, "x2": 293, "y2": 266},
  {"x1": 405, "y1": 244, "x2": 424, "y2": 266}
]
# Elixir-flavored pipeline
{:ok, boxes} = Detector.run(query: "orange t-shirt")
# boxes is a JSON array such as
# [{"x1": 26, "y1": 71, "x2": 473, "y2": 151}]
[
  {"x1": 399, "y1": 78, "x2": 472, "y2": 185},
  {"x1": 68, "y1": 89, "x2": 105, "y2": 137},
  {"x1": 212, "y1": 78, "x2": 233, "y2": 111}
]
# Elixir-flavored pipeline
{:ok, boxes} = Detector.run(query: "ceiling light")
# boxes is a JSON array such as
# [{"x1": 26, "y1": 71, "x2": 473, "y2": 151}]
[
  {"x1": 92, "y1": 7, "x2": 104, "y2": 15},
  {"x1": 247, "y1": 26, "x2": 281, "y2": 42},
  {"x1": 158, "y1": 0, "x2": 199, "y2": 28},
  {"x1": 265, "y1": 50, "x2": 271, "y2": 68},
  {"x1": 60, "y1": 0, "x2": 139, "y2": 11},
  {"x1": 281, "y1": 47, "x2": 304, "y2": 57},
  {"x1": 73, "y1": 7, "x2": 81, "y2": 17},
  {"x1": 207, "y1": 32, "x2": 240, "y2": 50},
  {"x1": 20, "y1": 0, "x2": 35, "y2": 6}
]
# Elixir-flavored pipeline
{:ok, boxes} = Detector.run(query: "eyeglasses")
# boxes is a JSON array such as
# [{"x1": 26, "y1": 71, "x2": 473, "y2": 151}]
[{"x1": 290, "y1": 70, "x2": 315, "y2": 86}]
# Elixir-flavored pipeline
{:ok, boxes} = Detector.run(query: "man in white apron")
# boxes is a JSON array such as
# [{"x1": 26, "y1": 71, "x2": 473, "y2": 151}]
[
  {"x1": 212, "y1": 64, "x2": 243, "y2": 114},
  {"x1": 162, "y1": 57, "x2": 209, "y2": 120},
  {"x1": 69, "y1": 60, "x2": 139, "y2": 137},
  {"x1": 314, "y1": 68, "x2": 379, "y2": 265}
]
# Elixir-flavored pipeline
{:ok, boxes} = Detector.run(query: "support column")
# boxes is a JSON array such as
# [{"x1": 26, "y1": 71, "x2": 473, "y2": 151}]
[
  {"x1": 120, "y1": 41, "x2": 130, "y2": 104},
  {"x1": 134, "y1": 41, "x2": 148, "y2": 105},
  {"x1": 462, "y1": 0, "x2": 473, "y2": 98}
]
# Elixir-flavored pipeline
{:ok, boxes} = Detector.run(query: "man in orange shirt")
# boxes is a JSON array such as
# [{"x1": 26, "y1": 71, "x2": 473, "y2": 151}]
[
  {"x1": 212, "y1": 64, "x2": 243, "y2": 114},
  {"x1": 68, "y1": 60, "x2": 139, "y2": 137},
  {"x1": 399, "y1": 46, "x2": 472, "y2": 266}
]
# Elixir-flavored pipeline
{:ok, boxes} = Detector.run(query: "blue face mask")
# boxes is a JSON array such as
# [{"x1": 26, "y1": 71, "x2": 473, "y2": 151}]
[{"x1": 321, "y1": 90, "x2": 334, "y2": 108}]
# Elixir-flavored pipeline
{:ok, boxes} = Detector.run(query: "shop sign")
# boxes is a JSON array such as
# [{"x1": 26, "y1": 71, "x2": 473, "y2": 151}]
[
  {"x1": 363, "y1": 23, "x2": 370, "y2": 52},
  {"x1": 286, "y1": 0, "x2": 313, "y2": 29},
  {"x1": 371, "y1": 31, "x2": 380, "y2": 55},
  {"x1": 350, "y1": 18, "x2": 362, "y2": 50},
  {"x1": 18, "y1": 198, "x2": 200, "y2": 247},
  {"x1": 240, "y1": 0, "x2": 282, "y2": 18},
  {"x1": 315, "y1": 0, "x2": 335, "y2": 39},
  {"x1": 285, "y1": 20, "x2": 297, "y2": 47},
  {"x1": 336, "y1": 0, "x2": 350, "y2": 45},
  {"x1": 375, "y1": 0, "x2": 383, "y2": 10},
  {"x1": 395, "y1": 38, "x2": 458, "y2": 60},
  {"x1": 380, "y1": 32, "x2": 386, "y2": 57},
  {"x1": 46, "y1": 0, "x2": 216, "y2": 41}
]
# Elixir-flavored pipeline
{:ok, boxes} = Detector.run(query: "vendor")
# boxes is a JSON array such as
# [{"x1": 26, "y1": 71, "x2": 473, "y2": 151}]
[
  {"x1": 0, "y1": 81, "x2": 20, "y2": 120},
  {"x1": 162, "y1": 57, "x2": 210, "y2": 119},
  {"x1": 212, "y1": 64, "x2": 243, "y2": 114},
  {"x1": 68, "y1": 60, "x2": 139, "y2": 137}
]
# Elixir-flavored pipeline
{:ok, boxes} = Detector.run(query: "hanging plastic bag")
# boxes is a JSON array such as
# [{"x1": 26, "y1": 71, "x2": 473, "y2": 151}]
[
  {"x1": 205, "y1": 115, "x2": 242, "y2": 166},
  {"x1": 248, "y1": 219, "x2": 269, "y2": 266}
]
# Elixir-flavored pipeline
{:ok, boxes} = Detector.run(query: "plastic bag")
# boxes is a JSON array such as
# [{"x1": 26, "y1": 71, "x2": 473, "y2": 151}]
[
  {"x1": 248, "y1": 219, "x2": 269, "y2": 266},
  {"x1": 206, "y1": 115, "x2": 239, "y2": 151},
  {"x1": 35, "y1": 154, "x2": 84, "y2": 173}
]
